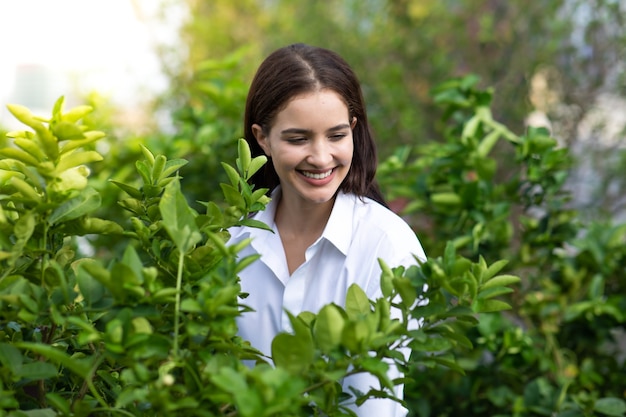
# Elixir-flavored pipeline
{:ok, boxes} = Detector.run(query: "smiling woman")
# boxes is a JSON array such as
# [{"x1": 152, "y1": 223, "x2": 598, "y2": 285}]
[
  {"x1": 252, "y1": 90, "x2": 355, "y2": 213},
  {"x1": 227, "y1": 43, "x2": 427, "y2": 417}
]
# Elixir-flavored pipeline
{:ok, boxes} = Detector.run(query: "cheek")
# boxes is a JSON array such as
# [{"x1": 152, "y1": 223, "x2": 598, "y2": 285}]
[{"x1": 271, "y1": 145, "x2": 299, "y2": 169}]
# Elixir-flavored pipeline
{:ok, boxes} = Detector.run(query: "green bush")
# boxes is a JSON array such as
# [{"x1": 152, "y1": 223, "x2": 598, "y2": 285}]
[
  {"x1": 0, "y1": 97, "x2": 517, "y2": 416},
  {"x1": 378, "y1": 76, "x2": 626, "y2": 417}
]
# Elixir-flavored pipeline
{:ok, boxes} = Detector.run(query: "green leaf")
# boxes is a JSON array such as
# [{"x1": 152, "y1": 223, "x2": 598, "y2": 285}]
[
  {"x1": 477, "y1": 286, "x2": 514, "y2": 300},
  {"x1": 16, "y1": 362, "x2": 58, "y2": 380},
  {"x1": 52, "y1": 96, "x2": 65, "y2": 116},
  {"x1": 160, "y1": 158, "x2": 188, "y2": 179},
  {"x1": 393, "y1": 276, "x2": 416, "y2": 308},
  {"x1": 473, "y1": 299, "x2": 512, "y2": 313},
  {"x1": 135, "y1": 160, "x2": 152, "y2": 184},
  {"x1": 341, "y1": 320, "x2": 370, "y2": 354},
  {"x1": 159, "y1": 179, "x2": 201, "y2": 253},
  {"x1": 247, "y1": 155, "x2": 267, "y2": 179},
  {"x1": 139, "y1": 144, "x2": 155, "y2": 165},
  {"x1": 45, "y1": 393, "x2": 71, "y2": 416},
  {"x1": 238, "y1": 218, "x2": 272, "y2": 231},
  {"x1": 48, "y1": 187, "x2": 101, "y2": 225},
  {"x1": 180, "y1": 299, "x2": 202, "y2": 313},
  {"x1": 410, "y1": 335, "x2": 453, "y2": 352},
  {"x1": 360, "y1": 356, "x2": 392, "y2": 389},
  {"x1": 6, "y1": 103, "x2": 43, "y2": 131},
  {"x1": 238, "y1": 138, "x2": 252, "y2": 174},
  {"x1": 481, "y1": 274, "x2": 520, "y2": 291},
  {"x1": 594, "y1": 398, "x2": 626, "y2": 416},
  {"x1": 52, "y1": 121, "x2": 85, "y2": 140},
  {"x1": 55, "y1": 150, "x2": 102, "y2": 172},
  {"x1": 220, "y1": 183, "x2": 246, "y2": 207},
  {"x1": 0, "y1": 343, "x2": 23, "y2": 375},
  {"x1": 345, "y1": 284, "x2": 371, "y2": 319},
  {"x1": 121, "y1": 245, "x2": 144, "y2": 283},
  {"x1": 0, "y1": 147, "x2": 41, "y2": 166},
  {"x1": 16, "y1": 342, "x2": 92, "y2": 379},
  {"x1": 431, "y1": 192, "x2": 462, "y2": 205},
  {"x1": 10, "y1": 176, "x2": 42, "y2": 202},
  {"x1": 588, "y1": 274, "x2": 605, "y2": 299},
  {"x1": 62, "y1": 104, "x2": 92, "y2": 123},
  {"x1": 151, "y1": 154, "x2": 167, "y2": 182},
  {"x1": 429, "y1": 354, "x2": 465, "y2": 374},
  {"x1": 211, "y1": 366, "x2": 248, "y2": 394},
  {"x1": 313, "y1": 304, "x2": 345, "y2": 353},
  {"x1": 379, "y1": 259, "x2": 394, "y2": 298},
  {"x1": 59, "y1": 130, "x2": 106, "y2": 154},
  {"x1": 483, "y1": 259, "x2": 509, "y2": 280},
  {"x1": 443, "y1": 241, "x2": 456, "y2": 273},
  {"x1": 430, "y1": 323, "x2": 474, "y2": 349},
  {"x1": 271, "y1": 332, "x2": 314, "y2": 373},
  {"x1": 413, "y1": 301, "x2": 446, "y2": 319},
  {"x1": 477, "y1": 129, "x2": 501, "y2": 157},
  {"x1": 65, "y1": 316, "x2": 101, "y2": 345},
  {"x1": 14, "y1": 212, "x2": 36, "y2": 242},
  {"x1": 76, "y1": 265, "x2": 105, "y2": 307},
  {"x1": 110, "y1": 180, "x2": 143, "y2": 199},
  {"x1": 78, "y1": 217, "x2": 125, "y2": 235},
  {"x1": 221, "y1": 162, "x2": 240, "y2": 187}
]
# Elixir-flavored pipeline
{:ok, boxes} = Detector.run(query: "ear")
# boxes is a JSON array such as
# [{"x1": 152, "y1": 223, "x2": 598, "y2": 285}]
[
  {"x1": 252, "y1": 124, "x2": 271, "y2": 156},
  {"x1": 350, "y1": 117, "x2": 357, "y2": 129}
]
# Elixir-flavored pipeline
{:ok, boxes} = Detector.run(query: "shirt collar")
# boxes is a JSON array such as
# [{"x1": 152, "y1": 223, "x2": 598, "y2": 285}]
[
  {"x1": 319, "y1": 191, "x2": 354, "y2": 255},
  {"x1": 240, "y1": 186, "x2": 355, "y2": 256}
]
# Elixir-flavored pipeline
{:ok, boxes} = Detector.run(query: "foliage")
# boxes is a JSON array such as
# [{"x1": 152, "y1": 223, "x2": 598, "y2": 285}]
[
  {"x1": 377, "y1": 76, "x2": 626, "y2": 416},
  {"x1": 165, "y1": 0, "x2": 626, "y2": 150},
  {"x1": 161, "y1": 0, "x2": 626, "y2": 236},
  {"x1": 152, "y1": 46, "x2": 255, "y2": 211},
  {"x1": 0, "y1": 99, "x2": 518, "y2": 416}
]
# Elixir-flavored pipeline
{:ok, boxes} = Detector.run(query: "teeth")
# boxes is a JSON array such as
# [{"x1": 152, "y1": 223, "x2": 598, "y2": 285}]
[{"x1": 302, "y1": 169, "x2": 332, "y2": 180}]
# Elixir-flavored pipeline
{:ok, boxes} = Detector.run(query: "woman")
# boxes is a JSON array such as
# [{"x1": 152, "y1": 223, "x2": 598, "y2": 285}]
[{"x1": 229, "y1": 43, "x2": 426, "y2": 416}]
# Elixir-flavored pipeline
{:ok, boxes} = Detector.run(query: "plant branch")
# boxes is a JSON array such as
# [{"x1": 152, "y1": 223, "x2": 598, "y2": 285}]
[{"x1": 173, "y1": 249, "x2": 185, "y2": 356}]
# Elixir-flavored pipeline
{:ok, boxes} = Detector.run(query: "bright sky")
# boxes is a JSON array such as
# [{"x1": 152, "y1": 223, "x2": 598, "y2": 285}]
[{"x1": 0, "y1": 0, "x2": 182, "y2": 128}]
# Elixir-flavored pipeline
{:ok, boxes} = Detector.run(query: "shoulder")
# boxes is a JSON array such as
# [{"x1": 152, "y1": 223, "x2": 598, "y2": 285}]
[
  {"x1": 353, "y1": 196, "x2": 415, "y2": 238},
  {"x1": 346, "y1": 194, "x2": 426, "y2": 262}
]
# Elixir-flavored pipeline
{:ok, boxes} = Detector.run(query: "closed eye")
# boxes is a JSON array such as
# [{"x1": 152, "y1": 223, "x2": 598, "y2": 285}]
[
  {"x1": 329, "y1": 133, "x2": 348, "y2": 141},
  {"x1": 285, "y1": 137, "x2": 307, "y2": 144}
]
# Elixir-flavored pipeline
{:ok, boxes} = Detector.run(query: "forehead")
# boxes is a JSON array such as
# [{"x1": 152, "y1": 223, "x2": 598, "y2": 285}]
[{"x1": 272, "y1": 89, "x2": 350, "y2": 128}]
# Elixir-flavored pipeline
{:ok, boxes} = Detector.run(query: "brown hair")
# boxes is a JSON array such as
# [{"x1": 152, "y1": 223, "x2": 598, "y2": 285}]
[{"x1": 244, "y1": 43, "x2": 386, "y2": 206}]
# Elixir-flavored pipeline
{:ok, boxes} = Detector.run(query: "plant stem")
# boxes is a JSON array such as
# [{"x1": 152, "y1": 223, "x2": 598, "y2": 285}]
[
  {"x1": 75, "y1": 351, "x2": 107, "y2": 409},
  {"x1": 89, "y1": 407, "x2": 137, "y2": 417},
  {"x1": 174, "y1": 250, "x2": 184, "y2": 356},
  {"x1": 41, "y1": 222, "x2": 49, "y2": 287}
]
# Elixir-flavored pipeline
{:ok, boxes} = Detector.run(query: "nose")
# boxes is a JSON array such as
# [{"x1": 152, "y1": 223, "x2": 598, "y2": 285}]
[{"x1": 307, "y1": 138, "x2": 333, "y2": 167}]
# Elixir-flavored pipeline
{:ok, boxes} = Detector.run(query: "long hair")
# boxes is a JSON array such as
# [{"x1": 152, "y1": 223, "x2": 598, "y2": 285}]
[{"x1": 243, "y1": 43, "x2": 386, "y2": 206}]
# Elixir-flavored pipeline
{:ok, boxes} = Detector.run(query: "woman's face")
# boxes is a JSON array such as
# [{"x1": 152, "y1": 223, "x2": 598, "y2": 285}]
[{"x1": 252, "y1": 89, "x2": 355, "y2": 208}]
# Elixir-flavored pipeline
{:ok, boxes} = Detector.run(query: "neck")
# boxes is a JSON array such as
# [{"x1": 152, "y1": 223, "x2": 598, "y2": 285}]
[{"x1": 274, "y1": 194, "x2": 335, "y2": 239}]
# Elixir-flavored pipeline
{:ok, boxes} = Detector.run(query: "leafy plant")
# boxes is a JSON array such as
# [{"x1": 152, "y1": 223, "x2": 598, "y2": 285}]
[
  {"x1": 379, "y1": 76, "x2": 626, "y2": 417},
  {"x1": 0, "y1": 98, "x2": 519, "y2": 416}
]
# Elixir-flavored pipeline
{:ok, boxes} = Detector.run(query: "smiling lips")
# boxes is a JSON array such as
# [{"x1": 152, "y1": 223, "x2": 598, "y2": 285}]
[{"x1": 300, "y1": 169, "x2": 333, "y2": 180}]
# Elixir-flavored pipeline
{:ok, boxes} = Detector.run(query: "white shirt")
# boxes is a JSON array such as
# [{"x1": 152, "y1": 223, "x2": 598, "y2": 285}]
[{"x1": 228, "y1": 187, "x2": 426, "y2": 416}]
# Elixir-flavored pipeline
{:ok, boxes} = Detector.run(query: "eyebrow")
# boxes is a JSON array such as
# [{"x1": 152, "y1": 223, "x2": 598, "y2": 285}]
[{"x1": 280, "y1": 123, "x2": 352, "y2": 135}]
